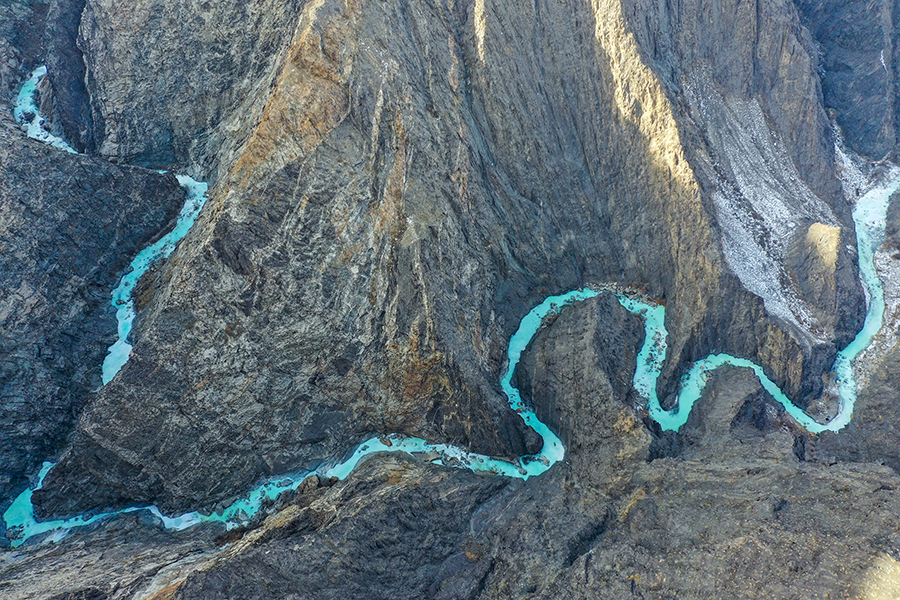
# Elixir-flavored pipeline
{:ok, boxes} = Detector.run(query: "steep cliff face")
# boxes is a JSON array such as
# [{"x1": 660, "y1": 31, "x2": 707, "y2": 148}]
[
  {"x1": 42, "y1": 0, "x2": 94, "y2": 153},
  {"x1": 8, "y1": 281, "x2": 900, "y2": 600},
  {"x1": 0, "y1": 117, "x2": 184, "y2": 508},
  {"x1": 615, "y1": 0, "x2": 864, "y2": 401},
  {"x1": 0, "y1": 1, "x2": 48, "y2": 96},
  {"x1": 795, "y1": 0, "x2": 896, "y2": 159},
  {"x1": 76, "y1": 0, "x2": 306, "y2": 169},
  {"x1": 628, "y1": 0, "x2": 842, "y2": 201},
  {"x1": 31, "y1": 0, "x2": 864, "y2": 518},
  {"x1": 814, "y1": 188, "x2": 900, "y2": 471},
  {"x1": 622, "y1": 0, "x2": 871, "y2": 402}
]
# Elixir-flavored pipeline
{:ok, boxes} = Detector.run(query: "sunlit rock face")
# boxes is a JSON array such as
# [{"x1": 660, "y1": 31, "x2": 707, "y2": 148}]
[{"x1": 76, "y1": 0, "x2": 307, "y2": 170}]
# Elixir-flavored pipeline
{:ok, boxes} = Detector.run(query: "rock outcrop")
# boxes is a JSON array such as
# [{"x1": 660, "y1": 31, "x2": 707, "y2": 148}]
[
  {"x1": 163, "y1": 296, "x2": 900, "y2": 600},
  {"x1": 76, "y1": 0, "x2": 307, "y2": 170},
  {"x1": 0, "y1": 116, "x2": 184, "y2": 508},
  {"x1": 0, "y1": 1, "x2": 47, "y2": 96},
  {"x1": 43, "y1": 0, "x2": 95, "y2": 154}
]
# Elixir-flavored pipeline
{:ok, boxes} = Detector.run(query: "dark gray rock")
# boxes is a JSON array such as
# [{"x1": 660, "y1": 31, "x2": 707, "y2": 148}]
[
  {"x1": 5, "y1": 0, "x2": 900, "y2": 597},
  {"x1": 43, "y1": 0, "x2": 95, "y2": 154},
  {"x1": 795, "y1": 0, "x2": 896, "y2": 159},
  {"x1": 173, "y1": 455, "x2": 507, "y2": 600},
  {"x1": 886, "y1": 188, "x2": 900, "y2": 251},
  {"x1": 0, "y1": 510, "x2": 221, "y2": 599},
  {"x1": 816, "y1": 341, "x2": 900, "y2": 472},
  {"x1": 513, "y1": 293, "x2": 649, "y2": 482},
  {"x1": 0, "y1": 117, "x2": 185, "y2": 505},
  {"x1": 630, "y1": 0, "x2": 843, "y2": 204},
  {"x1": 77, "y1": 0, "x2": 307, "y2": 171},
  {"x1": 0, "y1": 1, "x2": 49, "y2": 98}
]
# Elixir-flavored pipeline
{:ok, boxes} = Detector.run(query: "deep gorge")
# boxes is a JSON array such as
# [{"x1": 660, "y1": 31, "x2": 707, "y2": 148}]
[{"x1": 4, "y1": 0, "x2": 900, "y2": 598}]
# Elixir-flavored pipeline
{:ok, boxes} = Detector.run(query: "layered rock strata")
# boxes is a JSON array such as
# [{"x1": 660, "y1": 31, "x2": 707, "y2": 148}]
[
  {"x1": 795, "y1": 0, "x2": 897, "y2": 159},
  {"x1": 165, "y1": 295, "x2": 900, "y2": 600}
]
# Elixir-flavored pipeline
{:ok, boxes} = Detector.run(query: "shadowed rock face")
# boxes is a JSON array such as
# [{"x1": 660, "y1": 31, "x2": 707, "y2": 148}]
[
  {"x1": 76, "y1": 0, "x2": 307, "y2": 170},
  {"x1": 814, "y1": 190, "x2": 900, "y2": 472},
  {"x1": 0, "y1": 1, "x2": 48, "y2": 96},
  {"x1": 30, "y1": 0, "x2": 865, "y2": 518},
  {"x1": 0, "y1": 117, "x2": 184, "y2": 507},
  {"x1": 629, "y1": 0, "x2": 843, "y2": 204},
  {"x1": 795, "y1": 0, "x2": 897, "y2": 160},
  {"x1": 6, "y1": 293, "x2": 900, "y2": 599},
  {"x1": 42, "y1": 0, "x2": 94, "y2": 154}
]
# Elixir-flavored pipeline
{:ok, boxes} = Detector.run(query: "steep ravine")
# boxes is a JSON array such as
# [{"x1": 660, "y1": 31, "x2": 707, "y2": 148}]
[{"x1": 0, "y1": 111, "x2": 185, "y2": 510}]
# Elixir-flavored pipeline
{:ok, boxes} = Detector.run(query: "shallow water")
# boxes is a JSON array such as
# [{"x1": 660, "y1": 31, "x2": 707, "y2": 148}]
[
  {"x1": 13, "y1": 67, "x2": 77, "y2": 154},
  {"x1": 3, "y1": 287, "x2": 587, "y2": 546},
  {"x1": 102, "y1": 175, "x2": 209, "y2": 384}
]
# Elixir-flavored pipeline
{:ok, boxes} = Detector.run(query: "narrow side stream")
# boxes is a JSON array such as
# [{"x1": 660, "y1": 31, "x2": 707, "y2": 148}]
[
  {"x1": 102, "y1": 175, "x2": 208, "y2": 384},
  {"x1": 3, "y1": 288, "x2": 581, "y2": 546},
  {"x1": 13, "y1": 67, "x2": 77, "y2": 154}
]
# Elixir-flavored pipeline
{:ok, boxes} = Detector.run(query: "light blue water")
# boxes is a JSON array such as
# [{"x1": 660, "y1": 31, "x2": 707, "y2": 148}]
[
  {"x1": 13, "y1": 67, "x2": 77, "y2": 154},
  {"x1": 6, "y1": 68, "x2": 216, "y2": 545},
  {"x1": 102, "y1": 175, "x2": 209, "y2": 384},
  {"x1": 7, "y1": 66, "x2": 899, "y2": 549},
  {"x1": 14, "y1": 67, "x2": 210, "y2": 385}
]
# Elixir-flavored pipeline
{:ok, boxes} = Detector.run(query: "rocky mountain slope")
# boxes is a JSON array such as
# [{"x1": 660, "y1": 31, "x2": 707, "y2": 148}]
[
  {"x1": 31, "y1": 0, "x2": 866, "y2": 518},
  {"x1": 4, "y1": 0, "x2": 900, "y2": 597}
]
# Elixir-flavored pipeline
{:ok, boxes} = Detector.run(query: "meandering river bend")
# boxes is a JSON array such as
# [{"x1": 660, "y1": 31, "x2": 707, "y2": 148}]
[{"x1": 5, "y1": 66, "x2": 898, "y2": 547}]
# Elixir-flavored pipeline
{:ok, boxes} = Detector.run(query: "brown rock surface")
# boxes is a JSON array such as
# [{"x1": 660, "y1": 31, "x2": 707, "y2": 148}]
[{"x1": 167, "y1": 298, "x2": 900, "y2": 600}]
